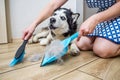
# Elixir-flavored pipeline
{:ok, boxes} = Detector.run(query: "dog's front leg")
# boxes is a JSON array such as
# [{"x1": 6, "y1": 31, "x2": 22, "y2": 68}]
[
  {"x1": 39, "y1": 32, "x2": 53, "y2": 46},
  {"x1": 29, "y1": 30, "x2": 49, "y2": 43},
  {"x1": 69, "y1": 38, "x2": 80, "y2": 56}
]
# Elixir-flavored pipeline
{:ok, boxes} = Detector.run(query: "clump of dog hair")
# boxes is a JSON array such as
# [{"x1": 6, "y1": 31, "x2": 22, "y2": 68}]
[
  {"x1": 27, "y1": 39, "x2": 65, "y2": 65},
  {"x1": 27, "y1": 53, "x2": 43, "y2": 62},
  {"x1": 45, "y1": 40, "x2": 65, "y2": 65}
]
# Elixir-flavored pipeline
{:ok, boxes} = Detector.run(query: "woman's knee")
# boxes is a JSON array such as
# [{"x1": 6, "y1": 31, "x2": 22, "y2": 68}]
[
  {"x1": 93, "y1": 38, "x2": 120, "y2": 58},
  {"x1": 76, "y1": 36, "x2": 94, "y2": 51},
  {"x1": 76, "y1": 42, "x2": 92, "y2": 50},
  {"x1": 93, "y1": 46, "x2": 112, "y2": 58}
]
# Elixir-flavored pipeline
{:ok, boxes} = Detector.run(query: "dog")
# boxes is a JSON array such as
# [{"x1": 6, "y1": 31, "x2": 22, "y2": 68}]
[{"x1": 29, "y1": 8, "x2": 80, "y2": 56}]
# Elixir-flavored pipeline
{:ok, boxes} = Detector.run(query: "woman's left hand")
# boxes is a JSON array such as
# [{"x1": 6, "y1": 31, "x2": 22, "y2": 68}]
[{"x1": 77, "y1": 14, "x2": 100, "y2": 41}]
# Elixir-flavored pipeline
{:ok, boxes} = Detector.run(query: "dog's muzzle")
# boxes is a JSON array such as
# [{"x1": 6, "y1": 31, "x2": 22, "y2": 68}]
[
  {"x1": 49, "y1": 24, "x2": 57, "y2": 29},
  {"x1": 49, "y1": 18, "x2": 57, "y2": 29}
]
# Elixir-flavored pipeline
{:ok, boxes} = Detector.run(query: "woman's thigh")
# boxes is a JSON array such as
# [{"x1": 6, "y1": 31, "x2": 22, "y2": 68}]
[{"x1": 93, "y1": 37, "x2": 120, "y2": 58}]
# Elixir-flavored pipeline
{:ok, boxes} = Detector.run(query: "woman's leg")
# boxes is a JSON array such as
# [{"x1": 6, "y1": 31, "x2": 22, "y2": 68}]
[
  {"x1": 93, "y1": 37, "x2": 120, "y2": 58},
  {"x1": 76, "y1": 36, "x2": 95, "y2": 50}
]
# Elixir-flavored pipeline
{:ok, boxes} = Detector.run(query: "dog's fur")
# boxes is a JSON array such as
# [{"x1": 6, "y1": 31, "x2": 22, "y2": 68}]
[{"x1": 29, "y1": 8, "x2": 80, "y2": 56}]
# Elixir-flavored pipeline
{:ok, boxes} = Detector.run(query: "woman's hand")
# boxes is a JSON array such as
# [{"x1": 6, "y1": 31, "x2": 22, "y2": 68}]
[
  {"x1": 77, "y1": 14, "x2": 100, "y2": 41},
  {"x1": 22, "y1": 23, "x2": 37, "y2": 40}
]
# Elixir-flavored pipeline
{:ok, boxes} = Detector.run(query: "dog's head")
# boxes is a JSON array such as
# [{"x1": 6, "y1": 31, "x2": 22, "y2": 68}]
[{"x1": 48, "y1": 8, "x2": 80, "y2": 37}]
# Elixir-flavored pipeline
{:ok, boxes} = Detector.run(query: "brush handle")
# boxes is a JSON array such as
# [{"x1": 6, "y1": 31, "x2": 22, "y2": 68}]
[
  {"x1": 22, "y1": 40, "x2": 28, "y2": 47},
  {"x1": 15, "y1": 40, "x2": 28, "y2": 59}
]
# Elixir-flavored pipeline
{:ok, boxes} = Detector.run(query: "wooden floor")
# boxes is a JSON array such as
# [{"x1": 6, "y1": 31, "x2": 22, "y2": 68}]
[{"x1": 0, "y1": 40, "x2": 120, "y2": 80}]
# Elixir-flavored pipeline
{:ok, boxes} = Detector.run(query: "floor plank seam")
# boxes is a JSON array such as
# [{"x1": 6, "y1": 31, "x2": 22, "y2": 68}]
[
  {"x1": 50, "y1": 58, "x2": 99, "y2": 80},
  {"x1": 76, "y1": 58, "x2": 103, "y2": 80},
  {"x1": 0, "y1": 62, "x2": 40, "y2": 74},
  {"x1": 75, "y1": 57, "x2": 100, "y2": 68},
  {"x1": 0, "y1": 46, "x2": 42, "y2": 54},
  {"x1": 77, "y1": 70, "x2": 102, "y2": 80}
]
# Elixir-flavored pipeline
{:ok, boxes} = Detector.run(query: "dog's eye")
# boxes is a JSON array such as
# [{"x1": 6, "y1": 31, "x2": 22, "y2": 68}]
[
  {"x1": 60, "y1": 16, "x2": 66, "y2": 20},
  {"x1": 53, "y1": 13, "x2": 57, "y2": 16}
]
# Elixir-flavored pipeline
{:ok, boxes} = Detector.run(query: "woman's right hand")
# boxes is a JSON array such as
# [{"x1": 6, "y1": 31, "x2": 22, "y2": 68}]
[
  {"x1": 22, "y1": 23, "x2": 36, "y2": 40},
  {"x1": 77, "y1": 14, "x2": 100, "y2": 41}
]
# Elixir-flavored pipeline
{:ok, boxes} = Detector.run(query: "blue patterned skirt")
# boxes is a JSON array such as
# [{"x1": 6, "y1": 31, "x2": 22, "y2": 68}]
[{"x1": 86, "y1": 0, "x2": 120, "y2": 44}]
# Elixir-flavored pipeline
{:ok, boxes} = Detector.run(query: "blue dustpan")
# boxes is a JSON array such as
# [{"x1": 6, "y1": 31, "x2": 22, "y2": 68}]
[
  {"x1": 9, "y1": 40, "x2": 28, "y2": 67},
  {"x1": 40, "y1": 32, "x2": 78, "y2": 66}
]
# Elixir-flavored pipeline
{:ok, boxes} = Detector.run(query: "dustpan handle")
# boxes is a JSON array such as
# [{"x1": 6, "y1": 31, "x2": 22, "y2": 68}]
[{"x1": 69, "y1": 32, "x2": 78, "y2": 41}]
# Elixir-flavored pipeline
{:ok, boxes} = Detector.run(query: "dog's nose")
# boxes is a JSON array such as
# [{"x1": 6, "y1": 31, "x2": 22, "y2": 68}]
[{"x1": 50, "y1": 18, "x2": 56, "y2": 24}]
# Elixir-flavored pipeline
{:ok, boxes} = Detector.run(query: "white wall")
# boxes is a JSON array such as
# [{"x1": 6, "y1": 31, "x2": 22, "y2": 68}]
[
  {"x1": 84, "y1": 1, "x2": 98, "y2": 20},
  {"x1": 8, "y1": 0, "x2": 48, "y2": 38},
  {"x1": 8, "y1": 0, "x2": 79, "y2": 38},
  {"x1": 8, "y1": 0, "x2": 97, "y2": 39},
  {"x1": 76, "y1": 0, "x2": 84, "y2": 26}
]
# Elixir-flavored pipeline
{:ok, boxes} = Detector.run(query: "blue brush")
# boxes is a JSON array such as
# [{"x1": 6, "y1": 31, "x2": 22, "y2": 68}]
[
  {"x1": 9, "y1": 40, "x2": 28, "y2": 67},
  {"x1": 40, "y1": 32, "x2": 78, "y2": 66}
]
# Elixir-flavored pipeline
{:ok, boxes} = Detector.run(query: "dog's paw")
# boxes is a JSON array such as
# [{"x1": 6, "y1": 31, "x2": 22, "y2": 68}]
[
  {"x1": 39, "y1": 39, "x2": 50, "y2": 46},
  {"x1": 69, "y1": 43, "x2": 80, "y2": 56},
  {"x1": 28, "y1": 34, "x2": 39, "y2": 44},
  {"x1": 28, "y1": 37, "x2": 38, "y2": 44},
  {"x1": 32, "y1": 37, "x2": 39, "y2": 43},
  {"x1": 28, "y1": 38, "x2": 34, "y2": 44}
]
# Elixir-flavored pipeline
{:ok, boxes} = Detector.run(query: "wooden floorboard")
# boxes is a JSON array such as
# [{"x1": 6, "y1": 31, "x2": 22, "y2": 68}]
[
  {"x1": 0, "y1": 42, "x2": 120, "y2": 80},
  {"x1": 78, "y1": 57, "x2": 120, "y2": 80},
  {"x1": 54, "y1": 70, "x2": 101, "y2": 80},
  {"x1": 0, "y1": 43, "x2": 42, "y2": 54},
  {"x1": 102, "y1": 58, "x2": 120, "y2": 80},
  {"x1": 0, "y1": 46, "x2": 45, "y2": 73},
  {"x1": 0, "y1": 50, "x2": 98, "y2": 80}
]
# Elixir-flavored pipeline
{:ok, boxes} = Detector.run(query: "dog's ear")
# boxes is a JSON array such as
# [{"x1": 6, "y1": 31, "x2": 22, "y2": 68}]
[{"x1": 72, "y1": 13, "x2": 80, "y2": 23}]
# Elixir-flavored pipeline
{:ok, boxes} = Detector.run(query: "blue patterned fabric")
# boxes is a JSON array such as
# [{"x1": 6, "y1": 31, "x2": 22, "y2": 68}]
[{"x1": 86, "y1": 0, "x2": 120, "y2": 44}]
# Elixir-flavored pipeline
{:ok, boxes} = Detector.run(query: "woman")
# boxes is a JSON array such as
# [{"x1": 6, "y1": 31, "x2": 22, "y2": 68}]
[{"x1": 22, "y1": 0, "x2": 120, "y2": 58}]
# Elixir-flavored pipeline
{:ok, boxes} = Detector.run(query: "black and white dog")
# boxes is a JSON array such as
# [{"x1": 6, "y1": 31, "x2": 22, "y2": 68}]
[{"x1": 29, "y1": 8, "x2": 80, "y2": 56}]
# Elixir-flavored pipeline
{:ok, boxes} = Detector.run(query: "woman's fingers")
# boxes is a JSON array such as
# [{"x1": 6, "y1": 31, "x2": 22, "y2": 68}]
[
  {"x1": 22, "y1": 30, "x2": 27, "y2": 40},
  {"x1": 25, "y1": 31, "x2": 32, "y2": 40},
  {"x1": 22, "y1": 29, "x2": 32, "y2": 40},
  {"x1": 77, "y1": 30, "x2": 83, "y2": 41},
  {"x1": 77, "y1": 33, "x2": 81, "y2": 41},
  {"x1": 77, "y1": 27, "x2": 90, "y2": 41}
]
